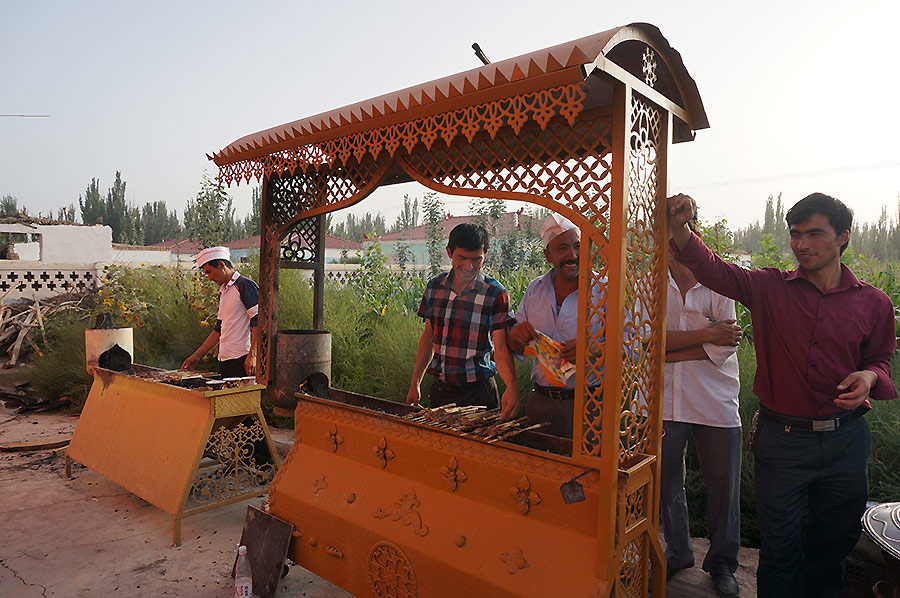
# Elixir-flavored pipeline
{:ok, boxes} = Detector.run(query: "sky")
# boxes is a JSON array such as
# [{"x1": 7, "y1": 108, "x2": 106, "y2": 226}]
[{"x1": 2, "y1": 0, "x2": 899, "y2": 232}]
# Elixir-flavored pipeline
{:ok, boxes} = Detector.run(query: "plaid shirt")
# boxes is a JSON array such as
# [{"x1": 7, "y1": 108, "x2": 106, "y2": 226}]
[{"x1": 417, "y1": 270, "x2": 515, "y2": 384}]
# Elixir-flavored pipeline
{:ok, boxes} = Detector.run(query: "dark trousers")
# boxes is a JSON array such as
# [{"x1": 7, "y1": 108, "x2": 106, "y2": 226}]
[
  {"x1": 428, "y1": 378, "x2": 498, "y2": 409},
  {"x1": 754, "y1": 415, "x2": 871, "y2": 598},
  {"x1": 219, "y1": 355, "x2": 247, "y2": 378},
  {"x1": 525, "y1": 388, "x2": 574, "y2": 438},
  {"x1": 661, "y1": 421, "x2": 742, "y2": 573}
]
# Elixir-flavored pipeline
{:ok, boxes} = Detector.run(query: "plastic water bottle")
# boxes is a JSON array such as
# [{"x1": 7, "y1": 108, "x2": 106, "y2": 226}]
[{"x1": 235, "y1": 545, "x2": 252, "y2": 598}]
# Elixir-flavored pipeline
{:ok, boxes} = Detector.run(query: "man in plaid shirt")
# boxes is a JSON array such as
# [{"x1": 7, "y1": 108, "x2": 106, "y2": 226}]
[{"x1": 406, "y1": 223, "x2": 520, "y2": 420}]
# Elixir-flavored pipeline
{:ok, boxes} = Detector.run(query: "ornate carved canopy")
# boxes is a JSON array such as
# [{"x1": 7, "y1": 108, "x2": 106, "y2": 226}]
[{"x1": 210, "y1": 23, "x2": 709, "y2": 597}]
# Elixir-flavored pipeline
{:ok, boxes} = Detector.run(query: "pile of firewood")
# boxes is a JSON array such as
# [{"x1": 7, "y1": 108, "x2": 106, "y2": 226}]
[
  {"x1": 403, "y1": 404, "x2": 548, "y2": 442},
  {"x1": 0, "y1": 291, "x2": 91, "y2": 368}
]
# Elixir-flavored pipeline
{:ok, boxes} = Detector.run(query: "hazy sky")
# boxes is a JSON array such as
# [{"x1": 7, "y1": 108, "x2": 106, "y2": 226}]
[{"x1": 3, "y1": 0, "x2": 899, "y2": 231}]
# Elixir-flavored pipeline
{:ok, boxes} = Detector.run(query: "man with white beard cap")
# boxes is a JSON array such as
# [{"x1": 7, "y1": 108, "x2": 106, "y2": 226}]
[
  {"x1": 182, "y1": 246, "x2": 259, "y2": 378},
  {"x1": 507, "y1": 213, "x2": 603, "y2": 438}
]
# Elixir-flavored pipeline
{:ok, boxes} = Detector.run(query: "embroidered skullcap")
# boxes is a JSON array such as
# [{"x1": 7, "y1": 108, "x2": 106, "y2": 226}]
[
  {"x1": 540, "y1": 214, "x2": 578, "y2": 247},
  {"x1": 193, "y1": 246, "x2": 230, "y2": 267}
]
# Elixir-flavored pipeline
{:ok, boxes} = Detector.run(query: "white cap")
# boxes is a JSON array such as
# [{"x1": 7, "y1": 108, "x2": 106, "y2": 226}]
[
  {"x1": 540, "y1": 214, "x2": 578, "y2": 247},
  {"x1": 193, "y1": 246, "x2": 230, "y2": 267}
]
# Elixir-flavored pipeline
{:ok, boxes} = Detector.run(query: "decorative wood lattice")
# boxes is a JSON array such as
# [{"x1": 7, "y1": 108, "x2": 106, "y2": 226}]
[
  {"x1": 281, "y1": 217, "x2": 320, "y2": 264},
  {"x1": 217, "y1": 83, "x2": 586, "y2": 188},
  {"x1": 614, "y1": 93, "x2": 665, "y2": 598}
]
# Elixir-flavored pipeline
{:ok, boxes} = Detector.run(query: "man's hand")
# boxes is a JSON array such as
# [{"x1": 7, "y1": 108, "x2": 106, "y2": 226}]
[
  {"x1": 834, "y1": 370, "x2": 877, "y2": 410},
  {"x1": 507, "y1": 321, "x2": 538, "y2": 354},
  {"x1": 181, "y1": 354, "x2": 199, "y2": 370},
  {"x1": 706, "y1": 319, "x2": 742, "y2": 347},
  {"x1": 244, "y1": 351, "x2": 257, "y2": 376},
  {"x1": 667, "y1": 193, "x2": 696, "y2": 250},
  {"x1": 406, "y1": 385, "x2": 421, "y2": 407},
  {"x1": 500, "y1": 387, "x2": 519, "y2": 421},
  {"x1": 560, "y1": 339, "x2": 577, "y2": 363}
]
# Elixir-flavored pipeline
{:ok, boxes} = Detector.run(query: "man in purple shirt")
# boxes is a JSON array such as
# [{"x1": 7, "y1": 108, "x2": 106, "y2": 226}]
[{"x1": 667, "y1": 192, "x2": 897, "y2": 598}]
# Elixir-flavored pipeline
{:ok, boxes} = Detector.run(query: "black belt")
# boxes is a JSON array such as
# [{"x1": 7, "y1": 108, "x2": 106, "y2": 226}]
[
  {"x1": 759, "y1": 407, "x2": 868, "y2": 432},
  {"x1": 533, "y1": 385, "x2": 574, "y2": 400},
  {"x1": 532, "y1": 384, "x2": 601, "y2": 401}
]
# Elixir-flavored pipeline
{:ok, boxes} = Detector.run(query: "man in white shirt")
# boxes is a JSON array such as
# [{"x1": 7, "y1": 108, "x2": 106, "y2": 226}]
[
  {"x1": 182, "y1": 246, "x2": 259, "y2": 378},
  {"x1": 507, "y1": 214, "x2": 605, "y2": 438},
  {"x1": 662, "y1": 251, "x2": 743, "y2": 598}
]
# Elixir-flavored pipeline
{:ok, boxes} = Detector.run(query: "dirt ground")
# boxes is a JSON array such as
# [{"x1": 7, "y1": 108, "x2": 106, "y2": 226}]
[
  {"x1": 0, "y1": 402, "x2": 351, "y2": 598},
  {"x1": 0, "y1": 399, "x2": 763, "y2": 598}
]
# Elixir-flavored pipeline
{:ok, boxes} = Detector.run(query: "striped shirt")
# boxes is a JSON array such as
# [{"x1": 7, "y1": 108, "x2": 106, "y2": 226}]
[
  {"x1": 417, "y1": 271, "x2": 515, "y2": 384},
  {"x1": 214, "y1": 272, "x2": 259, "y2": 361}
]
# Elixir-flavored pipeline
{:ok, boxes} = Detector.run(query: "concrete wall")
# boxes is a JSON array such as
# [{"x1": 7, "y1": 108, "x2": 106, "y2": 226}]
[
  {"x1": 34, "y1": 224, "x2": 113, "y2": 263},
  {"x1": 11, "y1": 242, "x2": 40, "y2": 261},
  {"x1": 110, "y1": 247, "x2": 171, "y2": 266}
]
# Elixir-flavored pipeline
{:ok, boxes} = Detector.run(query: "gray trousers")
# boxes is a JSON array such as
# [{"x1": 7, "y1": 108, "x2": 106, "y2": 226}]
[{"x1": 661, "y1": 421, "x2": 742, "y2": 573}]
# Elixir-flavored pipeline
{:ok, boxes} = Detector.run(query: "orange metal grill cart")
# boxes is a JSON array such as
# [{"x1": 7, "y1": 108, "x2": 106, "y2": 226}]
[
  {"x1": 65, "y1": 367, "x2": 281, "y2": 545},
  {"x1": 210, "y1": 22, "x2": 708, "y2": 597}
]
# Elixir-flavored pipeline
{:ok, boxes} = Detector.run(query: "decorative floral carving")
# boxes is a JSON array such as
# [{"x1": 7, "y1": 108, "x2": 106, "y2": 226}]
[
  {"x1": 312, "y1": 476, "x2": 328, "y2": 496},
  {"x1": 372, "y1": 436, "x2": 395, "y2": 468},
  {"x1": 189, "y1": 418, "x2": 275, "y2": 505},
  {"x1": 440, "y1": 455, "x2": 468, "y2": 492},
  {"x1": 374, "y1": 492, "x2": 429, "y2": 537},
  {"x1": 500, "y1": 548, "x2": 530, "y2": 574},
  {"x1": 294, "y1": 401, "x2": 597, "y2": 486},
  {"x1": 368, "y1": 541, "x2": 417, "y2": 598},
  {"x1": 326, "y1": 423, "x2": 344, "y2": 453},
  {"x1": 508, "y1": 475, "x2": 542, "y2": 515},
  {"x1": 641, "y1": 47, "x2": 658, "y2": 88}
]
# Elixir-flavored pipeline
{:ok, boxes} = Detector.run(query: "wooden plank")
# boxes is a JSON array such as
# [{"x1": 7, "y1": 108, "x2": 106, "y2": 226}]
[
  {"x1": 0, "y1": 437, "x2": 71, "y2": 452},
  {"x1": 32, "y1": 294, "x2": 47, "y2": 346},
  {"x1": 232, "y1": 506, "x2": 294, "y2": 598}
]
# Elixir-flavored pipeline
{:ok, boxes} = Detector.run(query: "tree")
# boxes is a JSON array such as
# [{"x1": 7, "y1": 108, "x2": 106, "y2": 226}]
[
  {"x1": 140, "y1": 201, "x2": 180, "y2": 245},
  {"x1": 751, "y1": 234, "x2": 793, "y2": 270},
  {"x1": 422, "y1": 192, "x2": 445, "y2": 276},
  {"x1": 98, "y1": 171, "x2": 141, "y2": 244},
  {"x1": 245, "y1": 186, "x2": 262, "y2": 236},
  {"x1": 391, "y1": 194, "x2": 419, "y2": 232},
  {"x1": 1, "y1": 194, "x2": 19, "y2": 216},
  {"x1": 697, "y1": 217, "x2": 735, "y2": 258},
  {"x1": 79, "y1": 178, "x2": 104, "y2": 225},
  {"x1": 56, "y1": 204, "x2": 77, "y2": 223},
  {"x1": 396, "y1": 241, "x2": 413, "y2": 272},
  {"x1": 185, "y1": 172, "x2": 228, "y2": 248}
]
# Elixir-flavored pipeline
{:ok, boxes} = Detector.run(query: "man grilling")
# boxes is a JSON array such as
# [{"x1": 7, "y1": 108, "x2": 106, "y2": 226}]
[{"x1": 182, "y1": 246, "x2": 259, "y2": 378}]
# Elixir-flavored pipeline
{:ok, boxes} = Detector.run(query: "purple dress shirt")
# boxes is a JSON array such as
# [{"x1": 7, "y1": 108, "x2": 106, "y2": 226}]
[{"x1": 672, "y1": 232, "x2": 896, "y2": 418}]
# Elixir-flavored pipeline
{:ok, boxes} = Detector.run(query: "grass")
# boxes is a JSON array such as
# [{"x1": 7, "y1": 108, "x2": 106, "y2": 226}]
[{"x1": 26, "y1": 255, "x2": 900, "y2": 549}]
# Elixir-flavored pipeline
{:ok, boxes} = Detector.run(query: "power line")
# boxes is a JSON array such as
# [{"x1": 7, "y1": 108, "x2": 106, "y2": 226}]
[
  {"x1": 677, "y1": 160, "x2": 900, "y2": 190},
  {"x1": 0, "y1": 114, "x2": 51, "y2": 118}
]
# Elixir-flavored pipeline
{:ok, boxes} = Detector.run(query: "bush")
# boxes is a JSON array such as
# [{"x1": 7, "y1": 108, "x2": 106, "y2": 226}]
[{"x1": 29, "y1": 310, "x2": 94, "y2": 411}]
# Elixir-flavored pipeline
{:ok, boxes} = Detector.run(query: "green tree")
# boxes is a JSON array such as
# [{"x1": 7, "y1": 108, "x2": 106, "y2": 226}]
[
  {"x1": 185, "y1": 172, "x2": 228, "y2": 248},
  {"x1": 79, "y1": 178, "x2": 104, "y2": 225},
  {"x1": 391, "y1": 195, "x2": 419, "y2": 232},
  {"x1": 56, "y1": 204, "x2": 77, "y2": 222},
  {"x1": 245, "y1": 186, "x2": 262, "y2": 236},
  {"x1": 751, "y1": 234, "x2": 793, "y2": 269},
  {"x1": 697, "y1": 217, "x2": 735, "y2": 257},
  {"x1": 101, "y1": 171, "x2": 141, "y2": 243},
  {"x1": 422, "y1": 192, "x2": 445, "y2": 276},
  {"x1": 1, "y1": 194, "x2": 19, "y2": 216},
  {"x1": 396, "y1": 241, "x2": 413, "y2": 272},
  {"x1": 140, "y1": 201, "x2": 180, "y2": 245}
]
